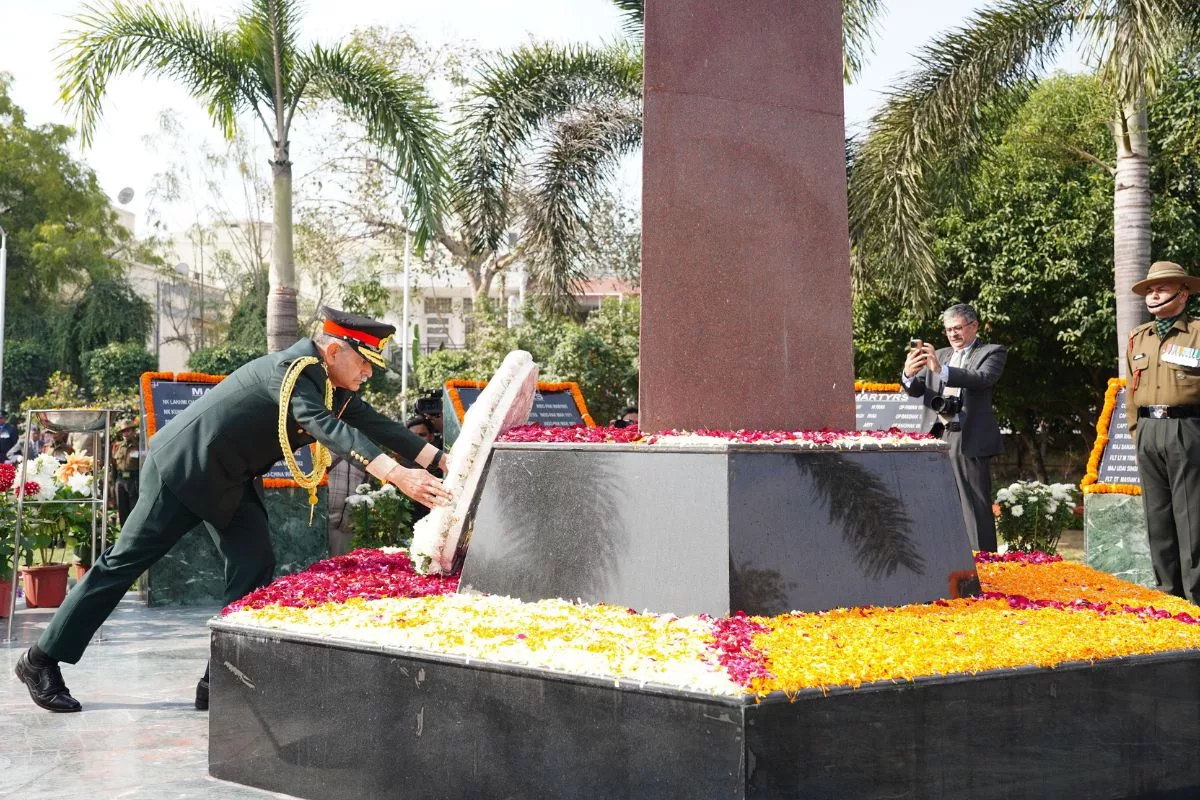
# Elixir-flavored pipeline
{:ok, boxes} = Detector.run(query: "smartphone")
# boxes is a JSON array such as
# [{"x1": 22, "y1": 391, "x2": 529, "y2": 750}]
[{"x1": 909, "y1": 338, "x2": 922, "y2": 349}]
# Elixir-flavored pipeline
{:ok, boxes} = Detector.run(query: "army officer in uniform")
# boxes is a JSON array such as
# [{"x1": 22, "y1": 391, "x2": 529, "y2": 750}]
[
  {"x1": 1126, "y1": 261, "x2": 1200, "y2": 605},
  {"x1": 15, "y1": 308, "x2": 452, "y2": 712}
]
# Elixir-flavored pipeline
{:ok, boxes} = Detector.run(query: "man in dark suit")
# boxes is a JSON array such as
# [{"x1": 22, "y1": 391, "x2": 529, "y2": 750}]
[
  {"x1": 15, "y1": 308, "x2": 452, "y2": 713},
  {"x1": 902, "y1": 303, "x2": 1007, "y2": 552}
]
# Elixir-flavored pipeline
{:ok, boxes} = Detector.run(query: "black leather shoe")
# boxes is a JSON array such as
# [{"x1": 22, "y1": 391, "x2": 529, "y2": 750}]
[
  {"x1": 195, "y1": 676, "x2": 209, "y2": 710},
  {"x1": 14, "y1": 650, "x2": 82, "y2": 713}
]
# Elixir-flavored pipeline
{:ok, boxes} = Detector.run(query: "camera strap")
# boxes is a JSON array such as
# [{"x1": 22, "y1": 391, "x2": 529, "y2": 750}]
[{"x1": 938, "y1": 349, "x2": 965, "y2": 425}]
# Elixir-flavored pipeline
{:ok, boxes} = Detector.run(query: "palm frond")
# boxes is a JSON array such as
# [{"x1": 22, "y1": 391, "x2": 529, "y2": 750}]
[
  {"x1": 58, "y1": 0, "x2": 250, "y2": 145},
  {"x1": 1077, "y1": 0, "x2": 1185, "y2": 103},
  {"x1": 849, "y1": 0, "x2": 1076, "y2": 305},
  {"x1": 304, "y1": 42, "x2": 449, "y2": 252},
  {"x1": 237, "y1": 0, "x2": 303, "y2": 110},
  {"x1": 843, "y1": 0, "x2": 887, "y2": 82},
  {"x1": 610, "y1": 0, "x2": 644, "y2": 40},
  {"x1": 522, "y1": 100, "x2": 642, "y2": 310},
  {"x1": 453, "y1": 42, "x2": 643, "y2": 255}
]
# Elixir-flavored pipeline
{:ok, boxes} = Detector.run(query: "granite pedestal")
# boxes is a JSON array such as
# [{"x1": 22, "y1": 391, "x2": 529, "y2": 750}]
[
  {"x1": 1085, "y1": 492, "x2": 1153, "y2": 588},
  {"x1": 141, "y1": 487, "x2": 328, "y2": 606},
  {"x1": 208, "y1": 624, "x2": 1200, "y2": 799},
  {"x1": 458, "y1": 443, "x2": 978, "y2": 617}
]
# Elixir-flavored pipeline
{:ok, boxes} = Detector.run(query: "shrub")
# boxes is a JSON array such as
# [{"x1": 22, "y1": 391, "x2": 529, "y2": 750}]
[
  {"x1": 187, "y1": 343, "x2": 265, "y2": 375},
  {"x1": 82, "y1": 342, "x2": 156, "y2": 395},
  {"x1": 995, "y1": 481, "x2": 1079, "y2": 554}
]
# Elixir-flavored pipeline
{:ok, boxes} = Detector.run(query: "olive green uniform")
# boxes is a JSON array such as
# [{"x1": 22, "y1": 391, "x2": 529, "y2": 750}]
[
  {"x1": 1126, "y1": 315, "x2": 1200, "y2": 603},
  {"x1": 38, "y1": 339, "x2": 437, "y2": 663}
]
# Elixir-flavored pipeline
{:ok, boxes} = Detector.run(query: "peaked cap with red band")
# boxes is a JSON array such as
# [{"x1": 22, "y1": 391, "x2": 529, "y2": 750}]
[{"x1": 321, "y1": 306, "x2": 395, "y2": 368}]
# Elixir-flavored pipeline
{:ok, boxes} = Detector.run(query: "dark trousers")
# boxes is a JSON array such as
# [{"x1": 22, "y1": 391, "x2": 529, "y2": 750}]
[
  {"x1": 945, "y1": 431, "x2": 997, "y2": 552},
  {"x1": 1135, "y1": 418, "x2": 1200, "y2": 603},
  {"x1": 115, "y1": 473, "x2": 139, "y2": 525},
  {"x1": 38, "y1": 459, "x2": 276, "y2": 664}
]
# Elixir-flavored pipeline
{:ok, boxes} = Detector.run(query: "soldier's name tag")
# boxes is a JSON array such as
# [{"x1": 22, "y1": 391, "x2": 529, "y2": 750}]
[{"x1": 1162, "y1": 344, "x2": 1200, "y2": 368}]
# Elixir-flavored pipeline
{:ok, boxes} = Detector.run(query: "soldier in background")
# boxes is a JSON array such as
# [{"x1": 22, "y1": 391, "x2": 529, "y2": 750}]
[
  {"x1": 1126, "y1": 261, "x2": 1200, "y2": 604},
  {"x1": 110, "y1": 419, "x2": 141, "y2": 526}
]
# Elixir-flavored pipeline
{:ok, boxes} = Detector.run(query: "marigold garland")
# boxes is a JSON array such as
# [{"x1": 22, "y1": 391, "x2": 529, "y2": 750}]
[
  {"x1": 853, "y1": 381, "x2": 903, "y2": 393},
  {"x1": 223, "y1": 547, "x2": 1200, "y2": 698},
  {"x1": 140, "y1": 370, "x2": 325, "y2": 490},
  {"x1": 1080, "y1": 378, "x2": 1140, "y2": 495}
]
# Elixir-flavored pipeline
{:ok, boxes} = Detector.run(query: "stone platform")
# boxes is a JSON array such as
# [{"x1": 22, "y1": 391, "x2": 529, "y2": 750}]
[
  {"x1": 208, "y1": 624, "x2": 1200, "y2": 799},
  {"x1": 458, "y1": 443, "x2": 978, "y2": 617}
]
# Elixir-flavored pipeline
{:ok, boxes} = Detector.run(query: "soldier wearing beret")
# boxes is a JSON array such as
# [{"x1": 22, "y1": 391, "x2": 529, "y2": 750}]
[
  {"x1": 1126, "y1": 261, "x2": 1200, "y2": 605},
  {"x1": 15, "y1": 307, "x2": 452, "y2": 713}
]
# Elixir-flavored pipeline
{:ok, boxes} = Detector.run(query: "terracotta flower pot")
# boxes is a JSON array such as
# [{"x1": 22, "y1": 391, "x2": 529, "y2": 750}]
[
  {"x1": 0, "y1": 578, "x2": 12, "y2": 617},
  {"x1": 73, "y1": 563, "x2": 89, "y2": 583},
  {"x1": 20, "y1": 563, "x2": 71, "y2": 609}
]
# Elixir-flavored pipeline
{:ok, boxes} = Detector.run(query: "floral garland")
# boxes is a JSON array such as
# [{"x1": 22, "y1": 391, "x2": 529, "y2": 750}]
[
  {"x1": 444, "y1": 379, "x2": 596, "y2": 427},
  {"x1": 223, "y1": 547, "x2": 1200, "y2": 697},
  {"x1": 853, "y1": 381, "x2": 903, "y2": 393},
  {"x1": 139, "y1": 370, "x2": 324, "y2": 490},
  {"x1": 1080, "y1": 378, "x2": 1140, "y2": 495},
  {"x1": 498, "y1": 424, "x2": 940, "y2": 448}
]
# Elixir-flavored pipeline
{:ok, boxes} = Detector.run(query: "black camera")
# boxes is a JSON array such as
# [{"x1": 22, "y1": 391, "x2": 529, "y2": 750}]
[{"x1": 930, "y1": 395, "x2": 961, "y2": 416}]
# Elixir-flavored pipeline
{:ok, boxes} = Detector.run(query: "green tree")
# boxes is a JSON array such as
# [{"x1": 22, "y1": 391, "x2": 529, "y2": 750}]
[
  {"x1": 57, "y1": 277, "x2": 153, "y2": 383},
  {"x1": 848, "y1": 0, "x2": 1200, "y2": 375},
  {"x1": 854, "y1": 72, "x2": 1200, "y2": 478},
  {"x1": 0, "y1": 76, "x2": 149, "y2": 319},
  {"x1": 452, "y1": 0, "x2": 884, "y2": 309},
  {"x1": 60, "y1": 0, "x2": 448, "y2": 351}
]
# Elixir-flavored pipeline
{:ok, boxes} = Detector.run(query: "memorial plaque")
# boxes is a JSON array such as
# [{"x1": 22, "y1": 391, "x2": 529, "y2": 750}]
[
  {"x1": 1096, "y1": 388, "x2": 1139, "y2": 486},
  {"x1": 854, "y1": 391, "x2": 925, "y2": 433},
  {"x1": 443, "y1": 380, "x2": 591, "y2": 448},
  {"x1": 146, "y1": 377, "x2": 314, "y2": 483}
]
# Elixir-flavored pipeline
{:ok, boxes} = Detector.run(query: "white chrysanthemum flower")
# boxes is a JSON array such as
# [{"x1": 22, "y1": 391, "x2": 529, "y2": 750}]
[
  {"x1": 995, "y1": 489, "x2": 1012, "y2": 503},
  {"x1": 66, "y1": 473, "x2": 92, "y2": 496},
  {"x1": 354, "y1": 483, "x2": 372, "y2": 495},
  {"x1": 1010, "y1": 505, "x2": 1024, "y2": 517}
]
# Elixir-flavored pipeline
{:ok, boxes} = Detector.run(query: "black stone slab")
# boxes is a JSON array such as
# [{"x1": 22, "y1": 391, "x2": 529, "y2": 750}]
[
  {"x1": 208, "y1": 624, "x2": 1200, "y2": 800},
  {"x1": 458, "y1": 444, "x2": 978, "y2": 617},
  {"x1": 854, "y1": 390, "x2": 925, "y2": 432},
  {"x1": 1098, "y1": 387, "x2": 1140, "y2": 487}
]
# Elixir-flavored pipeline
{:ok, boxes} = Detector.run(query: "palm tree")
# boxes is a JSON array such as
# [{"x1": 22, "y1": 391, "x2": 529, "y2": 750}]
[
  {"x1": 848, "y1": 0, "x2": 1200, "y2": 375},
  {"x1": 59, "y1": 0, "x2": 447, "y2": 351},
  {"x1": 453, "y1": 0, "x2": 886, "y2": 310}
]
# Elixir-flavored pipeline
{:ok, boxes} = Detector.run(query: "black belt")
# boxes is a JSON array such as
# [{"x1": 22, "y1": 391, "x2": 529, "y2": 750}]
[{"x1": 1138, "y1": 405, "x2": 1200, "y2": 420}]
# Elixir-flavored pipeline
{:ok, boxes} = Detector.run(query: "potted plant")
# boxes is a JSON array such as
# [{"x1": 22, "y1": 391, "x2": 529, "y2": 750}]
[
  {"x1": 346, "y1": 481, "x2": 416, "y2": 550},
  {"x1": 995, "y1": 481, "x2": 1080, "y2": 555},
  {"x1": 16, "y1": 452, "x2": 99, "y2": 608},
  {"x1": 0, "y1": 529, "x2": 14, "y2": 618}
]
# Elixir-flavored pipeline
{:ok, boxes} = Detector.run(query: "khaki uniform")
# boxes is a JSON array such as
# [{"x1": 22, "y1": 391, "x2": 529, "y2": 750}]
[
  {"x1": 111, "y1": 435, "x2": 140, "y2": 525},
  {"x1": 1125, "y1": 315, "x2": 1200, "y2": 602}
]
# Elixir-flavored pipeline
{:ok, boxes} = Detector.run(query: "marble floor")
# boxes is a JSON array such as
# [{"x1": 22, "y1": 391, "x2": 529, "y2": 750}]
[{"x1": 1, "y1": 595, "x2": 297, "y2": 799}]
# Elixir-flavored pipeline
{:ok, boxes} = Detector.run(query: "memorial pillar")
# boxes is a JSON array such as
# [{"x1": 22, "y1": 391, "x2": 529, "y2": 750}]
[{"x1": 640, "y1": 0, "x2": 856, "y2": 432}]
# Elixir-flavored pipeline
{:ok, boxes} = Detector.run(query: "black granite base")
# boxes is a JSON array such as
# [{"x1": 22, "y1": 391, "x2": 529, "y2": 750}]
[
  {"x1": 459, "y1": 444, "x2": 978, "y2": 617},
  {"x1": 208, "y1": 625, "x2": 1200, "y2": 800}
]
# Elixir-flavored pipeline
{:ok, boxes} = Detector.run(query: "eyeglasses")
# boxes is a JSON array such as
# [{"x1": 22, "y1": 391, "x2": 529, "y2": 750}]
[{"x1": 944, "y1": 322, "x2": 976, "y2": 334}]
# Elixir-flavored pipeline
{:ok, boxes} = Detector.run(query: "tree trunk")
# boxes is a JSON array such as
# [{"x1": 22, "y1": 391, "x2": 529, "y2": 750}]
[
  {"x1": 1111, "y1": 100, "x2": 1152, "y2": 377},
  {"x1": 267, "y1": 154, "x2": 299, "y2": 352}
]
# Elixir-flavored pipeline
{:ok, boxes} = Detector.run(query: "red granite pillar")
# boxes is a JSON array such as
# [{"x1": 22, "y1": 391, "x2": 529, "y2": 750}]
[{"x1": 640, "y1": 0, "x2": 856, "y2": 432}]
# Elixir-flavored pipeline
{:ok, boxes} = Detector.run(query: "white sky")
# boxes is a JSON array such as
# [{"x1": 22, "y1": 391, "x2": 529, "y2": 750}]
[{"x1": 0, "y1": 0, "x2": 1079, "y2": 232}]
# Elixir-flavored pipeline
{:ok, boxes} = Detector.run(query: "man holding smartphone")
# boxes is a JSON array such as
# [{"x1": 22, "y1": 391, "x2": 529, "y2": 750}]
[{"x1": 902, "y1": 303, "x2": 1007, "y2": 552}]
